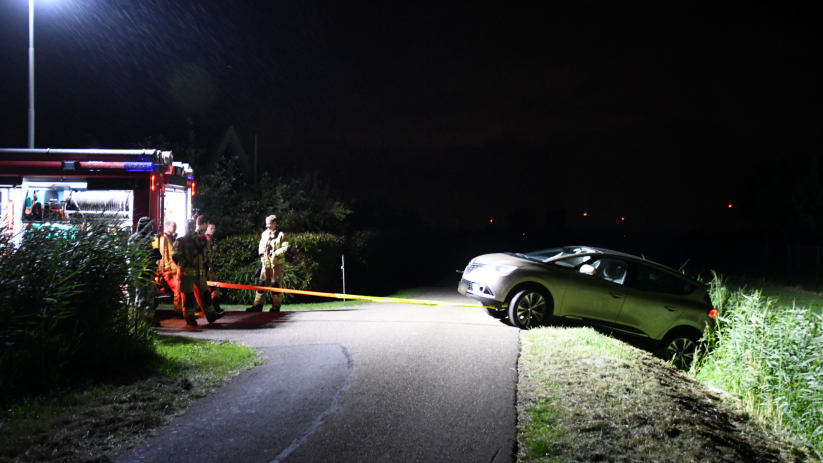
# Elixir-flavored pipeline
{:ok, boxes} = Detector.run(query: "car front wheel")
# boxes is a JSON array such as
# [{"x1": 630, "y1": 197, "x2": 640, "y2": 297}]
[
  {"x1": 660, "y1": 332, "x2": 701, "y2": 370},
  {"x1": 508, "y1": 288, "x2": 551, "y2": 329}
]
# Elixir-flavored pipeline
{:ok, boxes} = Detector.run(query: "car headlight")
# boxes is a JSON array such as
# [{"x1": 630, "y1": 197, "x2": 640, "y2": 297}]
[{"x1": 492, "y1": 265, "x2": 518, "y2": 275}]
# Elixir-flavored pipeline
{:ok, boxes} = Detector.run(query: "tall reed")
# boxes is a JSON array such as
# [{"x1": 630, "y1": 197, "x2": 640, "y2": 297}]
[
  {"x1": 696, "y1": 276, "x2": 823, "y2": 454},
  {"x1": 0, "y1": 220, "x2": 157, "y2": 403}
]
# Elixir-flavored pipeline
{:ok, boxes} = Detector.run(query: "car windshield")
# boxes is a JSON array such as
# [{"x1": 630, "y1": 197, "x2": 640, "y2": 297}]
[{"x1": 513, "y1": 246, "x2": 597, "y2": 263}]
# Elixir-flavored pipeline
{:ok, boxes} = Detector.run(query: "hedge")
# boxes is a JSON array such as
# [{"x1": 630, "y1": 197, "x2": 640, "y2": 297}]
[
  {"x1": 212, "y1": 232, "x2": 347, "y2": 305},
  {"x1": 211, "y1": 229, "x2": 438, "y2": 305}
]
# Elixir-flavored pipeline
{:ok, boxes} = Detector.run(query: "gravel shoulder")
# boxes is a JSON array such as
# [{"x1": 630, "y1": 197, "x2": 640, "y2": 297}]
[{"x1": 516, "y1": 326, "x2": 819, "y2": 463}]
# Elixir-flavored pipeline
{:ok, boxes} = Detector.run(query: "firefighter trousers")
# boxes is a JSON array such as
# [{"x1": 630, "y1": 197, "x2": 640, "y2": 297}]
[
  {"x1": 208, "y1": 271, "x2": 222, "y2": 311},
  {"x1": 253, "y1": 264, "x2": 283, "y2": 308},
  {"x1": 180, "y1": 275, "x2": 217, "y2": 322},
  {"x1": 163, "y1": 270, "x2": 183, "y2": 314}
]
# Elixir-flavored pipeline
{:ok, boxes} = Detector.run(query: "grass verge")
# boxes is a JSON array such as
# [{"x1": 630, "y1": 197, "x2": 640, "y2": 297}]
[
  {"x1": 0, "y1": 336, "x2": 262, "y2": 463},
  {"x1": 517, "y1": 326, "x2": 814, "y2": 462}
]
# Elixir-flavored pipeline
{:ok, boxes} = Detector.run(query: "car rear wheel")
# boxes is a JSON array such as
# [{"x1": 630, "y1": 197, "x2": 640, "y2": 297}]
[
  {"x1": 508, "y1": 288, "x2": 551, "y2": 329},
  {"x1": 660, "y1": 332, "x2": 701, "y2": 370}
]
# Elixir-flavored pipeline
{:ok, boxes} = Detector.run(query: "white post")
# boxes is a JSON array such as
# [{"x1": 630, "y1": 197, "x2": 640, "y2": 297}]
[{"x1": 341, "y1": 254, "x2": 346, "y2": 301}]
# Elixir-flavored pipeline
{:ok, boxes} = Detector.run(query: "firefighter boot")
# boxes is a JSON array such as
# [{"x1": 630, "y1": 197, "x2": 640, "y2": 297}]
[
  {"x1": 269, "y1": 279, "x2": 281, "y2": 312},
  {"x1": 205, "y1": 309, "x2": 224, "y2": 323},
  {"x1": 201, "y1": 290, "x2": 224, "y2": 324},
  {"x1": 248, "y1": 279, "x2": 268, "y2": 312},
  {"x1": 183, "y1": 292, "x2": 198, "y2": 326},
  {"x1": 213, "y1": 304, "x2": 225, "y2": 316},
  {"x1": 211, "y1": 288, "x2": 225, "y2": 315},
  {"x1": 270, "y1": 290, "x2": 281, "y2": 312}
]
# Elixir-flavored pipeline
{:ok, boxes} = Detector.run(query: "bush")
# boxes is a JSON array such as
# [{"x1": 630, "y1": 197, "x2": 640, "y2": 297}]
[
  {"x1": 210, "y1": 234, "x2": 259, "y2": 304},
  {"x1": 212, "y1": 230, "x2": 426, "y2": 304},
  {"x1": 285, "y1": 232, "x2": 347, "y2": 294},
  {"x1": 0, "y1": 221, "x2": 157, "y2": 403},
  {"x1": 212, "y1": 232, "x2": 346, "y2": 305},
  {"x1": 696, "y1": 276, "x2": 823, "y2": 454}
]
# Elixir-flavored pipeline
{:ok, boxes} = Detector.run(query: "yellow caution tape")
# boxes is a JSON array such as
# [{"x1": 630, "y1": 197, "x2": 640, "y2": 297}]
[{"x1": 207, "y1": 281, "x2": 494, "y2": 309}]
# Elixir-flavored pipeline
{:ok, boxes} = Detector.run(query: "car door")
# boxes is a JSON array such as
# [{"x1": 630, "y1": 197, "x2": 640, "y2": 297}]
[
  {"x1": 559, "y1": 257, "x2": 628, "y2": 322},
  {"x1": 616, "y1": 262, "x2": 694, "y2": 339}
]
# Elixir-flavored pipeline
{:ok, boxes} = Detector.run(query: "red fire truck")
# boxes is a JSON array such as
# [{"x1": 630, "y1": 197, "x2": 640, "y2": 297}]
[{"x1": 0, "y1": 148, "x2": 195, "y2": 241}]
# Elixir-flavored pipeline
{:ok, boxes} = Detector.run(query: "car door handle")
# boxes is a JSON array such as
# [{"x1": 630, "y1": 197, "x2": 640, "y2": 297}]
[
  {"x1": 609, "y1": 292, "x2": 624, "y2": 299},
  {"x1": 664, "y1": 306, "x2": 678, "y2": 311}
]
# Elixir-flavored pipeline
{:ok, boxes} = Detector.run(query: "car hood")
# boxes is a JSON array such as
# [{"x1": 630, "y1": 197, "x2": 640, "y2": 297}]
[{"x1": 470, "y1": 253, "x2": 530, "y2": 266}]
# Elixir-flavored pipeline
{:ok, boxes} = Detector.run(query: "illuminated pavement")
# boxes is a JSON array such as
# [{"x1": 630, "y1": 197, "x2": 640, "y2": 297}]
[{"x1": 117, "y1": 288, "x2": 519, "y2": 463}]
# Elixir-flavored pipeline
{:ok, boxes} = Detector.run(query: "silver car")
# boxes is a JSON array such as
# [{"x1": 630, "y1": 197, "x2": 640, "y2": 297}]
[{"x1": 458, "y1": 246, "x2": 716, "y2": 368}]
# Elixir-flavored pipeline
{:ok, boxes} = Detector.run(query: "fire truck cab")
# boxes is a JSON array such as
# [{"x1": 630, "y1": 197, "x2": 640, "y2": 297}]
[{"x1": 0, "y1": 148, "x2": 195, "y2": 241}]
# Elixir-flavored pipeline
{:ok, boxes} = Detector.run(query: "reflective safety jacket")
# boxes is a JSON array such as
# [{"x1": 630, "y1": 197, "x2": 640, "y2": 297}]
[
  {"x1": 259, "y1": 229, "x2": 289, "y2": 267},
  {"x1": 153, "y1": 233, "x2": 178, "y2": 274},
  {"x1": 172, "y1": 234, "x2": 208, "y2": 279}
]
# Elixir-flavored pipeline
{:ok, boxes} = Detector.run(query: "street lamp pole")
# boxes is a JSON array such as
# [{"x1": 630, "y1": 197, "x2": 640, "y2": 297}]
[{"x1": 28, "y1": 0, "x2": 35, "y2": 148}]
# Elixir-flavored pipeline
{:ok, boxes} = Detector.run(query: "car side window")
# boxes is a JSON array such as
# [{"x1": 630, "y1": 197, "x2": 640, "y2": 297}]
[
  {"x1": 588, "y1": 258, "x2": 628, "y2": 284},
  {"x1": 625, "y1": 263, "x2": 696, "y2": 295},
  {"x1": 550, "y1": 255, "x2": 591, "y2": 268}
]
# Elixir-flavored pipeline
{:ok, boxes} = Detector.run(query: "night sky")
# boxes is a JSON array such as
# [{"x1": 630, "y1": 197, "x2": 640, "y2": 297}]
[{"x1": 0, "y1": 2, "x2": 819, "y2": 233}]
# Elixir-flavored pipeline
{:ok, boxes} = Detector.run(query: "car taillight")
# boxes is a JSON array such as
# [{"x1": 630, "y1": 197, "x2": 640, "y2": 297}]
[{"x1": 708, "y1": 308, "x2": 718, "y2": 318}]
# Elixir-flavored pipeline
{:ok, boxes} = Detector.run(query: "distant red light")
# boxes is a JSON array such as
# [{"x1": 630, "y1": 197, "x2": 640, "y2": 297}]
[
  {"x1": 708, "y1": 308, "x2": 718, "y2": 318},
  {"x1": 151, "y1": 174, "x2": 155, "y2": 191},
  {"x1": 192, "y1": 182, "x2": 196, "y2": 196},
  {"x1": 583, "y1": 212, "x2": 588, "y2": 217},
  {"x1": 728, "y1": 204, "x2": 732, "y2": 208},
  {"x1": 489, "y1": 219, "x2": 493, "y2": 223},
  {"x1": 621, "y1": 217, "x2": 625, "y2": 221}
]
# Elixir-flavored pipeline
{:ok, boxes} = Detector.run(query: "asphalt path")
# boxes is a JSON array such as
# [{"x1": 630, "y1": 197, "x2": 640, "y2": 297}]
[{"x1": 117, "y1": 287, "x2": 520, "y2": 463}]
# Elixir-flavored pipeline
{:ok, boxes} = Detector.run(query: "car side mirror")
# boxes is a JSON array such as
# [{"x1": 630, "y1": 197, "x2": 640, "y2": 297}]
[{"x1": 579, "y1": 264, "x2": 596, "y2": 275}]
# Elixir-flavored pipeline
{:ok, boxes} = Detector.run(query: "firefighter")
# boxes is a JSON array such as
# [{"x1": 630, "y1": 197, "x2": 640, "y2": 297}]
[
  {"x1": 128, "y1": 217, "x2": 161, "y2": 326},
  {"x1": 247, "y1": 214, "x2": 288, "y2": 312},
  {"x1": 154, "y1": 220, "x2": 183, "y2": 317},
  {"x1": 197, "y1": 216, "x2": 224, "y2": 313},
  {"x1": 172, "y1": 218, "x2": 224, "y2": 326},
  {"x1": 194, "y1": 215, "x2": 223, "y2": 315}
]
